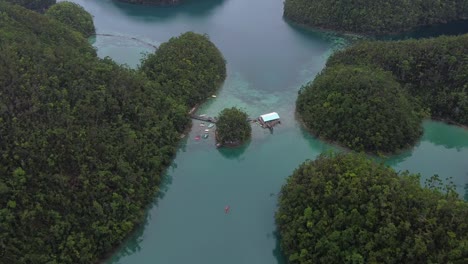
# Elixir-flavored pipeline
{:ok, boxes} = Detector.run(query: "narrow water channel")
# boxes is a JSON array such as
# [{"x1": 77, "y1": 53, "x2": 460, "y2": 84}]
[{"x1": 67, "y1": 0, "x2": 468, "y2": 263}]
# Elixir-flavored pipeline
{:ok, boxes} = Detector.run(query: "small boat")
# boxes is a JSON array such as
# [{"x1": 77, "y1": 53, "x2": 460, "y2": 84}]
[
  {"x1": 195, "y1": 135, "x2": 201, "y2": 140},
  {"x1": 203, "y1": 134, "x2": 209, "y2": 139},
  {"x1": 211, "y1": 95, "x2": 217, "y2": 98},
  {"x1": 199, "y1": 114, "x2": 207, "y2": 117},
  {"x1": 200, "y1": 123, "x2": 205, "y2": 127},
  {"x1": 208, "y1": 123, "x2": 215, "y2": 128},
  {"x1": 205, "y1": 129, "x2": 209, "y2": 132}
]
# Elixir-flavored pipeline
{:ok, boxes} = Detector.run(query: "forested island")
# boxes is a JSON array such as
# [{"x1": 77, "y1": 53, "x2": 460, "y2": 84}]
[
  {"x1": 141, "y1": 32, "x2": 227, "y2": 108},
  {"x1": 45, "y1": 1, "x2": 95, "y2": 37},
  {"x1": 6, "y1": 0, "x2": 55, "y2": 12},
  {"x1": 297, "y1": 34, "x2": 467, "y2": 153},
  {"x1": 216, "y1": 107, "x2": 251, "y2": 147},
  {"x1": 284, "y1": 0, "x2": 468, "y2": 34},
  {"x1": 328, "y1": 34, "x2": 468, "y2": 126},
  {"x1": 2, "y1": 0, "x2": 467, "y2": 263},
  {"x1": 296, "y1": 65, "x2": 423, "y2": 153},
  {"x1": 0, "y1": 2, "x2": 225, "y2": 263},
  {"x1": 276, "y1": 153, "x2": 468, "y2": 263}
]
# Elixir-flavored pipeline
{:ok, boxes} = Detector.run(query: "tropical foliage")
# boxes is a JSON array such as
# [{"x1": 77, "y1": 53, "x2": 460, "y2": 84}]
[
  {"x1": 4, "y1": 0, "x2": 55, "y2": 12},
  {"x1": 0, "y1": 3, "x2": 223, "y2": 263},
  {"x1": 328, "y1": 34, "x2": 468, "y2": 126},
  {"x1": 297, "y1": 65, "x2": 423, "y2": 153},
  {"x1": 284, "y1": 0, "x2": 468, "y2": 34},
  {"x1": 45, "y1": 1, "x2": 95, "y2": 37},
  {"x1": 216, "y1": 107, "x2": 251, "y2": 146},
  {"x1": 276, "y1": 153, "x2": 468, "y2": 264},
  {"x1": 141, "y1": 32, "x2": 226, "y2": 107}
]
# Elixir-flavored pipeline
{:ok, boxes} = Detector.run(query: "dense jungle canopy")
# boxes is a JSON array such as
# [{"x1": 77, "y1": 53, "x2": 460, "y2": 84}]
[
  {"x1": 276, "y1": 153, "x2": 468, "y2": 264},
  {"x1": 45, "y1": 1, "x2": 95, "y2": 38},
  {"x1": 283, "y1": 0, "x2": 468, "y2": 34},
  {"x1": 0, "y1": 2, "x2": 225, "y2": 263},
  {"x1": 328, "y1": 34, "x2": 468, "y2": 126},
  {"x1": 5, "y1": 0, "x2": 55, "y2": 12},
  {"x1": 296, "y1": 65, "x2": 423, "y2": 153},
  {"x1": 216, "y1": 107, "x2": 251, "y2": 146},
  {"x1": 141, "y1": 32, "x2": 227, "y2": 108}
]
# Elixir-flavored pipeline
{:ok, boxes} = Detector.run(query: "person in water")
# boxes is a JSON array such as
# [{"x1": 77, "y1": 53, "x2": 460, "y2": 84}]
[{"x1": 225, "y1": 205, "x2": 230, "y2": 214}]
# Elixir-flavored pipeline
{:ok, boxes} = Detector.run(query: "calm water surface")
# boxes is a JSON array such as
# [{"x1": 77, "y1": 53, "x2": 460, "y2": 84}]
[{"x1": 68, "y1": 0, "x2": 468, "y2": 263}]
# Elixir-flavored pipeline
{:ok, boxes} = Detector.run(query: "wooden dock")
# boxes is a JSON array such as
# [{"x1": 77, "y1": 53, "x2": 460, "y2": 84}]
[
  {"x1": 190, "y1": 114, "x2": 258, "y2": 124},
  {"x1": 191, "y1": 114, "x2": 218, "y2": 123}
]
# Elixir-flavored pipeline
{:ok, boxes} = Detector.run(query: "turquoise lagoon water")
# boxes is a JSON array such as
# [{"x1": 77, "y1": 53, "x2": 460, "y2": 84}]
[{"x1": 65, "y1": 0, "x2": 468, "y2": 263}]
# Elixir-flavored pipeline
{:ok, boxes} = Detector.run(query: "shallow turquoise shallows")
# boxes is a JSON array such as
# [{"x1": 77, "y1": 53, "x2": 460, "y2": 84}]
[{"x1": 68, "y1": 0, "x2": 468, "y2": 263}]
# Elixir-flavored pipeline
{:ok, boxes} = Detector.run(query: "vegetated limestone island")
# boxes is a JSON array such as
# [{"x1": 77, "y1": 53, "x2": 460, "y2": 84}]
[
  {"x1": 296, "y1": 65, "x2": 424, "y2": 154},
  {"x1": 45, "y1": 1, "x2": 95, "y2": 37},
  {"x1": 327, "y1": 34, "x2": 468, "y2": 127},
  {"x1": 284, "y1": 0, "x2": 468, "y2": 35},
  {"x1": 215, "y1": 107, "x2": 252, "y2": 147},
  {"x1": 0, "y1": 1, "x2": 226, "y2": 263},
  {"x1": 276, "y1": 153, "x2": 468, "y2": 263},
  {"x1": 6, "y1": 0, "x2": 56, "y2": 12},
  {"x1": 296, "y1": 33, "x2": 468, "y2": 154}
]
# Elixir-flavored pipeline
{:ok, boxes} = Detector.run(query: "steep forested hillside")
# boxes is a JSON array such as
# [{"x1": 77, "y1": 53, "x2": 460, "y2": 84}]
[
  {"x1": 276, "y1": 153, "x2": 468, "y2": 263},
  {"x1": 216, "y1": 107, "x2": 251, "y2": 146},
  {"x1": 296, "y1": 65, "x2": 423, "y2": 153},
  {"x1": 4, "y1": 0, "x2": 55, "y2": 12},
  {"x1": 45, "y1": 1, "x2": 95, "y2": 37},
  {"x1": 328, "y1": 34, "x2": 468, "y2": 125},
  {"x1": 141, "y1": 32, "x2": 226, "y2": 108},
  {"x1": 284, "y1": 0, "x2": 468, "y2": 34},
  {"x1": 0, "y1": 2, "x2": 224, "y2": 263}
]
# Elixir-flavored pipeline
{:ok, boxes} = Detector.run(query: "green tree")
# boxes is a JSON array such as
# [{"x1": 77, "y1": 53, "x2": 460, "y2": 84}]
[
  {"x1": 284, "y1": 0, "x2": 468, "y2": 34},
  {"x1": 141, "y1": 31, "x2": 226, "y2": 107},
  {"x1": 296, "y1": 65, "x2": 423, "y2": 153},
  {"x1": 0, "y1": 3, "x2": 222, "y2": 263},
  {"x1": 216, "y1": 107, "x2": 251, "y2": 146},
  {"x1": 5, "y1": 0, "x2": 55, "y2": 12},
  {"x1": 276, "y1": 153, "x2": 468, "y2": 264},
  {"x1": 328, "y1": 34, "x2": 468, "y2": 125},
  {"x1": 45, "y1": 1, "x2": 95, "y2": 37}
]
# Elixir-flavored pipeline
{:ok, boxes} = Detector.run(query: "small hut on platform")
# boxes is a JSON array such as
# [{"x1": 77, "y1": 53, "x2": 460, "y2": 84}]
[{"x1": 258, "y1": 112, "x2": 280, "y2": 128}]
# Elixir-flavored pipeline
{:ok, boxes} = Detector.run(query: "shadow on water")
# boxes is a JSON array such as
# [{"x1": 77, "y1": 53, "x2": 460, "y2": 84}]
[
  {"x1": 104, "y1": 168, "x2": 177, "y2": 263},
  {"x1": 284, "y1": 18, "x2": 357, "y2": 47},
  {"x1": 379, "y1": 20, "x2": 468, "y2": 40},
  {"x1": 272, "y1": 230, "x2": 287, "y2": 264},
  {"x1": 382, "y1": 149, "x2": 414, "y2": 168},
  {"x1": 298, "y1": 125, "x2": 340, "y2": 155},
  {"x1": 111, "y1": 0, "x2": 226, "y2": 21},
  {"x1": 465, "y1": 183, "x2": 468, "y2": 202},
  {"x1": 106, "y1": 220, "x2": 146, "y2": 263},
  {"x1": 420, "y1": 121, "x2": 468, "y2": 151},
  {"x1": 217, "y1": 141, "x2": 250, "y2": 160}
]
